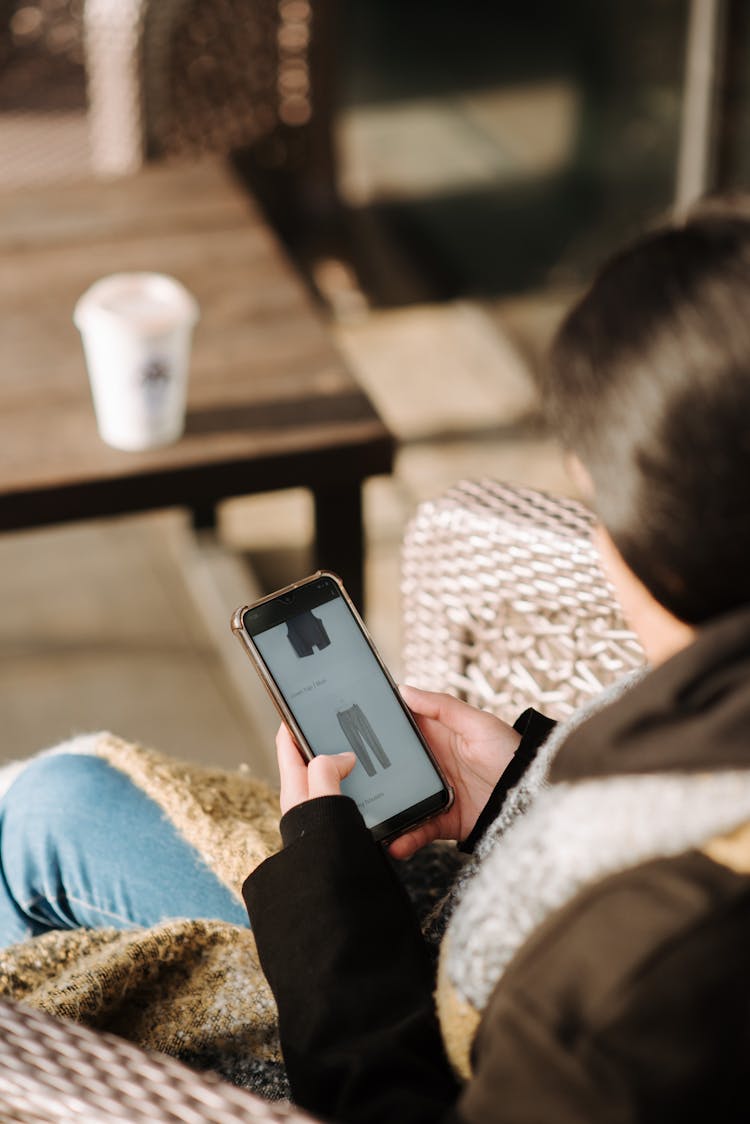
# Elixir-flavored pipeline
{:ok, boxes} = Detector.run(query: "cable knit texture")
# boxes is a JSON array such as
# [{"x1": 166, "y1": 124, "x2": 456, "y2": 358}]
[{"x1": 94, "y1": 734, "x2": 282, "y2": 900}]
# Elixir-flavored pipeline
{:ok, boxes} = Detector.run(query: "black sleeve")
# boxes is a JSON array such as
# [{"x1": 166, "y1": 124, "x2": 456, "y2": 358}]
[
  {"x1": 243, "y1": 709, "x2": 554, "y2": 1123},
  {"x1": 459, "y1": 708, "x2": 556, "y2": 854},
  {"x1": 244, "y1": 795, "x2": 461, "y2": 1124}
]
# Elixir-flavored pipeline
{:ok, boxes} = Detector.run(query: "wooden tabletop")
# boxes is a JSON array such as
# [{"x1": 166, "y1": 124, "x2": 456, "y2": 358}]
[{"x1": 0, "y1": 160, "x2": 394, "y2": 530}]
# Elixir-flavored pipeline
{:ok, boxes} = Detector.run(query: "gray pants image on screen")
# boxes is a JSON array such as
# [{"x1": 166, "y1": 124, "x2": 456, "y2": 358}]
[{"x1": 336, "y1": 703, "x2": 392, "y2": 778}]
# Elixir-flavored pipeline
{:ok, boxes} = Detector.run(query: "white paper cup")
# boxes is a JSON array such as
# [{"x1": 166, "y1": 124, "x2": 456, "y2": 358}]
[{"x1": 74, "y1": 272, "x2": 200, "y2": 451}]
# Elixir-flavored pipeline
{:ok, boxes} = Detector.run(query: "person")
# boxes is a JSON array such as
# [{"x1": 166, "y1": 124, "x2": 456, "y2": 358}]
[{"x1": 3, "y1": 200, "x2": 750, "y2": 1121}]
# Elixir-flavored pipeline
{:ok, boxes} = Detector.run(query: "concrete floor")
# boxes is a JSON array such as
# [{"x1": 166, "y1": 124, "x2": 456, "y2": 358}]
[{"x1": 0, "y1": 513, "x2": 273, "y2": 774}]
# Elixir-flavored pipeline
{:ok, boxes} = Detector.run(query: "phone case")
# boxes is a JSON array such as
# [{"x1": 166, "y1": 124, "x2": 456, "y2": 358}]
[{"x1": 231, "y1": 570, "x2": 453, "y2": 842}]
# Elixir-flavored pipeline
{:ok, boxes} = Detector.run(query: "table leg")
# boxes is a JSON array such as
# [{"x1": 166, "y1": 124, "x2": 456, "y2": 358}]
[
  {"x1": 313, "y1": 482, "x2": 364, "y2": 612},
  {"x1": 191, "y1": 504, "x2": 218, "y2": 532}
]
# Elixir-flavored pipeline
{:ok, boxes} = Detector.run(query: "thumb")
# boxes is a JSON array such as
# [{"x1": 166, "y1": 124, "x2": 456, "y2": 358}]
[{"x1": 307, "y1": 751, "x2": 357, "y2": 799}]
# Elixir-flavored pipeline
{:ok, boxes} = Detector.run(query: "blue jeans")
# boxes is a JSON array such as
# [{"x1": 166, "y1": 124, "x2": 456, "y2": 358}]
[{"x1": 0, "y1": 754, "x2": 250, "y2": 948}]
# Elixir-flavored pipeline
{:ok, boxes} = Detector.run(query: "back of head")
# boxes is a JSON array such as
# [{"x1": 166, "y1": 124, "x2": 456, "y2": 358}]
[{"x1": 544, "y1": 201, "x2": 750, "y2": 625}]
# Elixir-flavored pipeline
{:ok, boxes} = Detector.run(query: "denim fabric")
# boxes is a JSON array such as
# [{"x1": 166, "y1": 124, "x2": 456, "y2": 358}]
[{"x1": 0, "y1": 754, "x2": 249, "y2": 948}]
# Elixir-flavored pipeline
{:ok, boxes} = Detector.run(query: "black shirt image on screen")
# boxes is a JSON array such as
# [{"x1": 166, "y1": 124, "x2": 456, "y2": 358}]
[{"x1": 286, "y1": 611, "x2": 331, "y2": 658}]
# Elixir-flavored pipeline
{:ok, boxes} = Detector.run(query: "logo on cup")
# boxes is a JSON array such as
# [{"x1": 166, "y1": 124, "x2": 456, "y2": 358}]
[{"x1": 142, "y1": 357, "x2": 171, "y2": 389}]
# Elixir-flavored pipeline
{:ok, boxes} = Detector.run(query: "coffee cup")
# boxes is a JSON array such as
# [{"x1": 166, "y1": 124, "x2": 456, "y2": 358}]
[{"x1": 74, "y1": 272, "x2": 200, "y2": 451}]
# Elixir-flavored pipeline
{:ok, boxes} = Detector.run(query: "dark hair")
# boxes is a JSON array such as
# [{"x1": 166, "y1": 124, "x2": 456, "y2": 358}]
[{"x1": 544, "y1": 201, "x2": 750, "y2": 624}]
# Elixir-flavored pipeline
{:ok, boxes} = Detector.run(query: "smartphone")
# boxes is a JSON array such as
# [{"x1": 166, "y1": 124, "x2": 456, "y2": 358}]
[{"x1": 232, "y1": 571, "x2": 453, "y2": 843}]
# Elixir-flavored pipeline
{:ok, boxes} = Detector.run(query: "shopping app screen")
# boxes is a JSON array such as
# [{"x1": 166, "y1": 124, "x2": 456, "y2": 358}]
[{"x1": 253, "y1": 596, "x2": 444, "y2": 827}]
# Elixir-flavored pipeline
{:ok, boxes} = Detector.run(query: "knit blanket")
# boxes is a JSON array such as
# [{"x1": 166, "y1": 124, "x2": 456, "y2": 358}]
[
  {"x1": 0, "y1": 733, "x2": 463, "y2": 1097},
  {"x1": 0, "y1": 734, "x2": 291, "y2": 1095}
]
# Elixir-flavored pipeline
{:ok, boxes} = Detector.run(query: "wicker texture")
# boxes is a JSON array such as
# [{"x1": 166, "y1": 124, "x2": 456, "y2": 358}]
[
  {"x1": 402, "y1": 480, "x2": 646, "y2": 722},
  {"x1": 142, "y1": 0, "x2": 316, "y2": 159},
  {"x1": 0, "y1": 999, "x2": 314, "y2": 1123},
  {"x1": 85, "y1": 0, "x2": 308, "y2": 174},
  {"x1": 1, "y1": 0, "x2": 318, "y2": 179}
]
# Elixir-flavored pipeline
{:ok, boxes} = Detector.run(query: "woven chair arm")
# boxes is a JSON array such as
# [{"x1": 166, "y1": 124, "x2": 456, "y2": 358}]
[
  {"x1": 0, "y1": 997, "x2": 316, "y2": 1123},
  {"x1": 401, "y1": 480, "x2": 645, "y2": 723}
]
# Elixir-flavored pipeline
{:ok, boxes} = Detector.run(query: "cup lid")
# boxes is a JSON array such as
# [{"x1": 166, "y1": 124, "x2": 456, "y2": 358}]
[{"x1": 74, "y1": 272, "x2": 200, "y2": 337}]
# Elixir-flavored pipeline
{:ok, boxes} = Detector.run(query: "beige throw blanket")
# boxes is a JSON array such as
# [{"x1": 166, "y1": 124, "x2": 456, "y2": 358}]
[{"x1": 0, "y1": 734, "x2": 285, "y2": 1090}]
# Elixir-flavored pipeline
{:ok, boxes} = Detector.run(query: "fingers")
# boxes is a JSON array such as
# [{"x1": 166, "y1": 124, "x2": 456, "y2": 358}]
[
  {"x1": 387, "y1": 826, "x2": 431, "y2": 860},
  {"x1": 399, "y1": 684, "x2": 474, "y2": 729},
  {"x1": 400, "y1": 685, "x2": 516, "y2": 749},
  {"x1": 277, "y1": 723, "x2": 357, "y2": 813},
  {"x1": 276, "y1": 724, "x2": 310, "y2": 814},
  {"x1": 398, "y1": 683, "x2": 441, "y2": 715},
  {"x1": 307, "y1": 752, "x2": 357, "y2": 799}
]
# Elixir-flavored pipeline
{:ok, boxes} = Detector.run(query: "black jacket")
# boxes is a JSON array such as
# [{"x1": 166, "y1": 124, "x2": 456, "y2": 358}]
[{"x1": 244, "y1": 608, "x2": 750, "y2": 1123}]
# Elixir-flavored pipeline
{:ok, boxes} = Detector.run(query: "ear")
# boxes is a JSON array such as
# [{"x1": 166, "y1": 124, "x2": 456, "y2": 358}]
[
  {"x1": 565, "y1": 453, "x2": 594, "y2": 501},
  {"x1": 592, "y1": 523, "x2": 695, "y2": 666}
]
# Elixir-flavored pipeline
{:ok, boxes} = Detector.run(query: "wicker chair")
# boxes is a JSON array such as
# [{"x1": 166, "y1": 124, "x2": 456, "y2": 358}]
[
  {"x1": 0, "y1": 997, "x2": 314, "y2": 1123},
  {"x1": 83, "y1": 0, "x2": 336, "y2": 177},
  {"x1": 402, "y1": 479, "x2": 646, "y2": 720},
  {"x1": 1, "y1": 0, "x2": 337, "y2": 194},
  {"x1": 0, "y1": 480, "x2": 646, "y2": 1119}
]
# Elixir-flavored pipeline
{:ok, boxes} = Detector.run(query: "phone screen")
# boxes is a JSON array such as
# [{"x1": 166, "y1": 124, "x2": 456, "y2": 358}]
[{"x1": 239, "y1": 575, "x2": 449, "y2": 841}]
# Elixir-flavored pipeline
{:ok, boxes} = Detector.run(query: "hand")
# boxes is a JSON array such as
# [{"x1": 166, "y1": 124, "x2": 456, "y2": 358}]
[
  {"x1": 276, "y1": 724, "x2": 357, "y2": 815},
  {"x1": 388, "y1": 685, "x2": 521, "y2": 860}
]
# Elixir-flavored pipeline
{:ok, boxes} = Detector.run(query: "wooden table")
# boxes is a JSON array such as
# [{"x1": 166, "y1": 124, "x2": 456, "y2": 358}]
[{"x1": 0, "y1": 160, "x2": 394, "y2": 608}]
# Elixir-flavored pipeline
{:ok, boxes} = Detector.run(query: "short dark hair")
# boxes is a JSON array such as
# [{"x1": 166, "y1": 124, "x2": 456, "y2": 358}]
[{"x1": 544, "y1": 201, "x2": 750, "y2": 624}]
